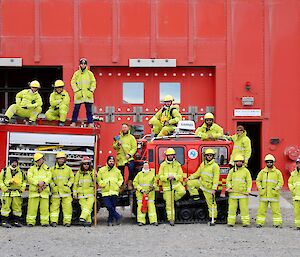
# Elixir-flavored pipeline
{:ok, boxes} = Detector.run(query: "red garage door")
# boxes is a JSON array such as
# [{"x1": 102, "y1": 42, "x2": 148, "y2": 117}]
[{"x1": 91, "y1": 67, "x2": 215, "y2": 164}]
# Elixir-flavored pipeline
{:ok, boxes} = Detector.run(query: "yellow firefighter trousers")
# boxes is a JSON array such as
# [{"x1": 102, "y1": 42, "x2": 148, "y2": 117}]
[
  {"x1": 256, "y1": 200, "x2": 282, "y2": 226},
  {"x1": 79, "y1": 197, "x2": 94, "y2": 223},
  {"x1": 293, "y1": 200, "x2": 300, "y2": 228},
  {"x1": 187, "y1": 180, "x2": 217, "y2": 218},
  {"x1": 1, "y1": 196, "x2": 22, "y2": 217},
  {"x1": 163, "y1": 183, "x2": 186, "y2": 221},
  {"x1": 150, "y1": 119, "x2": 176, "y2": 137},
  {"x1": 45, "y1": 104, "x2": 69, "y2": 122},
  {"x1": 136, "y1": 191, "x2": 157, "y2": 224},
  {"x1": 26, "y1": 197, "x2": 49, "y2": 225},
  {"x1": 227, "y1": 198, "x2": 250, "y2": 225},
  {"x1": 50, "y1": 196, "x2": 73, "y2": 224},
  {"x1": 5, "y1": 104, "x2": 42, "y2": 122}
]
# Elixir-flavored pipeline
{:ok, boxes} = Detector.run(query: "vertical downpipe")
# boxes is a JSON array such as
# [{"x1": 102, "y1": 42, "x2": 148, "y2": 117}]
[{"x1": 34, "y1": 0, "x2": 41, "y2": 63}]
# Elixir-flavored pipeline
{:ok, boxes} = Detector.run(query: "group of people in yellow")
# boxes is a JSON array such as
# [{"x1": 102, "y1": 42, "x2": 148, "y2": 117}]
[
  {"x1": 2, "y1": 58, "x2": 96, "y2": 127},
  {"x1": 0, "y1": 90, "x2": 299, "y2": 230}
]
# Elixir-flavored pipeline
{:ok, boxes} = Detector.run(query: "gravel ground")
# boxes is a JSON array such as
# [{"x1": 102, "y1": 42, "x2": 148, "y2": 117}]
[{"x1": 0, "y1": 192, "x2": 299, "y2": 257}]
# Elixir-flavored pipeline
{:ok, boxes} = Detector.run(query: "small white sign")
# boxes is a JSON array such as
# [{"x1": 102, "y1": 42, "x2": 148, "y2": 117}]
[
  {"x1": 234, "y1": 109, "x2": 262, "y2": 117},
  {"x1": 188, "y1": 149, "x2": 198, "y2": 160}
]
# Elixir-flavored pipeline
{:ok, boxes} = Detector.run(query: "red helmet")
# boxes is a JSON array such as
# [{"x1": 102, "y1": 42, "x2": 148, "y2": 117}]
[{"x1": 82, "y1": 156, "x2": 91, "y2": 163}]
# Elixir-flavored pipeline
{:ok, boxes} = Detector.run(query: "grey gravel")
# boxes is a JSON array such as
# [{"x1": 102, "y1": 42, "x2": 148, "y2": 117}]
[{"x1": 0, "y1": 192, "x2": 299, "y2": 257}]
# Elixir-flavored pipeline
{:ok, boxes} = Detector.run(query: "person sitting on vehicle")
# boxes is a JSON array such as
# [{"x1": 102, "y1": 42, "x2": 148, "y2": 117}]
[
  {"x1": 187, "y1": 148, "x2": 220, "y2": 224},
  {"x1": 26, "y1": 153, "x2": 52, "y2": 227},
  {"x1": 228, "y1": 125, "x2": 252, "y2": 166},
  {"x1": 49, "y1": 152, "x2": 74, "y2": 227},
  {"x1": 113, "y1": 123, "x2": 137, "y2": 191},
  {"x1": 97, "y1": 156, "x2": 123, "y2": 226},
  {"x1": 195, "y1": 112, "x2": 223, "y2": 140},
  {"x1": 2, "y1": 80, "x2": 43, "y2": 125},
  {"x1": 226, "y1": 155, "x2": 252, "y2": 227},
  {"x1": 158, "y1": 148, "x2": 186, "y2": 226},
  {"x1": 73, "y1": 156, "x2": 95, "y2": 227},
  {"x1": 0, "y1": 157, "x2": 26, "y2": 228},
  {"x1": 149, "y1": 95, "x2": 182, "y2": 137},
  {"x1": 133, "y1": 161, "x2": 158, "y2": 226},
  {"x1": 45, "y1": 80, "x2": 70, "y2": 126}
]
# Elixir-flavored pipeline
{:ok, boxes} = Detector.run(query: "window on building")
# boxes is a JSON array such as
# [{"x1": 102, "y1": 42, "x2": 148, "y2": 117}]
[
  {"x1": 158, "y1": 146, "x2": 185, "y2": 165},
  {"x1": 159, "y1": 82, "x2": 181, "y2": 103},
  {"x1": 123, "y1": 82, "x2": 144, "y2": 104}
]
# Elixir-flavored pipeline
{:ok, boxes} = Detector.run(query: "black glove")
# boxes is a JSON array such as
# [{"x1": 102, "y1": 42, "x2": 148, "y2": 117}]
[
  {"x1": 22, "y1": 107, "x2": 28, "y2": 109},
  {"x1": 31, "y1": 100, "x2": 36, "y2": 104},
  {"x1": 54, "y1": 107, "x2": 59, "y2": 110}
]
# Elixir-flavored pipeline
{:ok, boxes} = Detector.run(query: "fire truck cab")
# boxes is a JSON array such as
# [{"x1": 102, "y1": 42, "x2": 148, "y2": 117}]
[{"x1": 134, "y1": 121, "x2": 233, "y2": 224}]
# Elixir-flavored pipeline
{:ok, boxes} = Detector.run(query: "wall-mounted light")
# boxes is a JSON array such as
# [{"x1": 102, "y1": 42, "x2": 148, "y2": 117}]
[{"x1": 245, "y1": 81, "x2": 251, "y2": 91}]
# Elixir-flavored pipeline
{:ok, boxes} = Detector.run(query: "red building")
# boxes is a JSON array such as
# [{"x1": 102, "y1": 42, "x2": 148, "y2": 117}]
[{"x1": 0, "y1": 0, "x2": 299, "y2": 186}]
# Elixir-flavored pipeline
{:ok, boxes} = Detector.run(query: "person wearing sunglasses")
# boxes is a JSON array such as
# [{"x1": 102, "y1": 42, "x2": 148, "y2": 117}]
[
  {"x1": 256, "y1": 154, "x2": 283, "y2": 228},
  {"x1": 228, "y1": 125, "x2": 252, "y2": 166}
]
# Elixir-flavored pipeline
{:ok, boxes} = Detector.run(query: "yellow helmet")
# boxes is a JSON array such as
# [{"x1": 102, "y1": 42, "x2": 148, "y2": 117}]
[
  {"x1": 29, "y1": 80, "x2": 41, "y2": 88},
  {"x1": 165, "y1": 148, "x2": 176, "y2": 155},
  {"x1": 264, "y1": 154, "x2": 275, "y2": 162},
  {"x1": 234, "y1": 155, "x2": 244, "y2": 162},
  {"x1": 204, "y1": 112, "x2": 214, "y2": 120},
  {"x1": 164, "y1": 95, "x2": 174, "y2": 102},
  {"x1": 54, "y1": 80, "x2": 65, "y2": 88},
  {"x1": 56, "y1": 152, "x2": 66, "y2": 158},
  {"x1": 204, "y1": 148, "x2": 215, "y2": 155},
  {"x1": 33, "y1": 152, "x2": 44, "y2": 161}
]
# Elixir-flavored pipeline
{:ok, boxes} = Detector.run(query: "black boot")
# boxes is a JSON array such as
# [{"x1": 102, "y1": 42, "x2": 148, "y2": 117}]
[
  {"x1": 2, "y1": 217, "x2": 12, "y2": 228},
  {"x1": 13, "y1": 216, "x2": 23, "y2": 227}
]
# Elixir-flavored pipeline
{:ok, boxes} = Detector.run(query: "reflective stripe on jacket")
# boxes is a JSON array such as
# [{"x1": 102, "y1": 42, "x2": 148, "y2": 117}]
[
  {"x1": 112, "y1": 131, "x2": 137, "y2": 166},
  {"x1": 27, "y1": 163, "x2": 52, "y2": 198},
  {"x1": 16, "y1": 89, "x2": 43, "y2": 109},
  {"x1": 50, "y1": 163, "x2": 74, "y2": 198},
  {"x1": 71, "y1": 68, "x2": 96, "y2": 104},
  {"x1": 189, "y1": 159, "x2": 220, "y2": 191},
  {"x1": 73, "y1": 169, "x2": 95, "y2": 198},
  {"x1": 288, "y1": 169, "x2": 300, "y2": 201},
  {"x1": 226, "y1": 166, "x2": 252, "y2": 199},
  {"x1": 158, "y1": 160, "x2": 183, "y2": 191},
  {"x1": 97, "y1": 165, "x2": 123, "y2": 197},
  {"x1": 0, "y1": 166, "x2": 26, "y2": 197},
  {"x1": 256, "y1": 166, "x2": 283, "y2": 202},
  {"x1": 230, "y1": 131, "x2": 252, "y2": 164},
  {"x1": 195, "y1": 123, "x2": 224, "y2": 140}
]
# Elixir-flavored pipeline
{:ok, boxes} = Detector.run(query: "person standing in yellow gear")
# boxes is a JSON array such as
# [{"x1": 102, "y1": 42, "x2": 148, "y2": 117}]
[
  {"x1": 26, "y1": 153, "x2": 52, "y2": 227},
  {"x1": 229, "y1": 125, "x2": 252, "y2": 166},
  {"x1": 70, "y1": 58, "x2": 96, "y2": 128},
  {"x1": 113, "y1": 123, "x2": 137, "y2": 191},
  {"x1": 133, "y1": 161, "x2": 158, "y2": 226},
  {"x1": 158, "y1": 148, "x2": 186, "y2": 226},
  {"x1": 226, "y1": 155, "x2": 252, "y2": 227},
  {"x1": 0, "y1": 157, "x2": 26, "y2": 228},
  {"x1": 195, "y1": 112, "x2": 224, "y2": 140},
  {"x1": 45, "y1": 80, "x2": 70, "y2": 126},
  {"x1": 49, "y1": 152, "x2": 74, "y2": 227},
  {"x1": 73, "y1": 156, "x2": 95, "y2": 227},
  {"x1": 288, "y1": 158, "x2": 300, "y2": 230},
  {"x1": 3, "y1": 80, "x2": 43, "y2": 125},
  {"x1": 97, "y1": 156, "x2": 123, "y2": 226},
  {"x1": 256, "y1": 154, "x2": 284, "y2": 228},
  {"x1": 187, "y1": 149, "x2": 220, "y2": 223},
  {"x1": 149, "y1": 95, "x2": 182, "y2": 137}
]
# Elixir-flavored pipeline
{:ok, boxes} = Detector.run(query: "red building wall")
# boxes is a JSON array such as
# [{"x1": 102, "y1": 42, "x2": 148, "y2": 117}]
[{"x1": 1, "y1": 0, "x2": 299, "y2": 186}]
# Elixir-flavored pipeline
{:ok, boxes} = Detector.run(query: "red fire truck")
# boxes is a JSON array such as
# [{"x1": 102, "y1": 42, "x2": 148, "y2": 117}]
[{"x1": 133, "y1": 121, "x2": 233, "y2": 224}]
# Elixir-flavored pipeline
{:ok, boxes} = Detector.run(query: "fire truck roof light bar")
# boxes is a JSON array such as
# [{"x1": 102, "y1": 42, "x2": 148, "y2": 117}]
[
  {"x1": 0, "y1": 58, "x2": 22, "y2": 67},
  {"x1": 129, "y1": 58, "x2": 176, "y2": 67}
]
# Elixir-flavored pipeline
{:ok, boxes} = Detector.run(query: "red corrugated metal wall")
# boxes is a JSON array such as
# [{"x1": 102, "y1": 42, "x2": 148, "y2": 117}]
[{"x1": 0, "y1": 0, "x2": 300, "y2": 186}]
